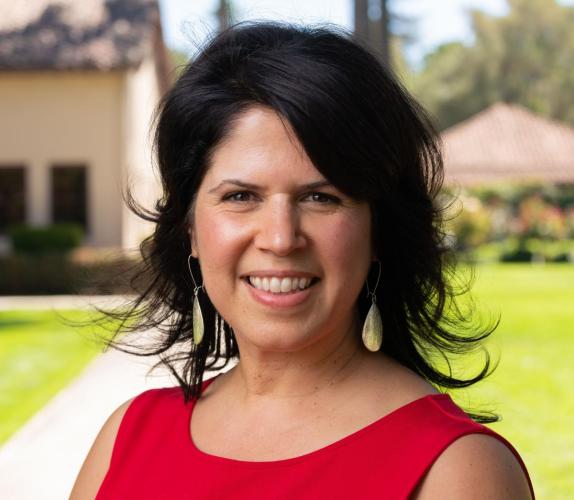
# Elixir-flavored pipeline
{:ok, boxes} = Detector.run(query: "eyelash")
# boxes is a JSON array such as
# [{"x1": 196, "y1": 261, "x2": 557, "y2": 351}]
[
  {"x1": 222, "y1": 191, "x2": 341, "y2": 204},
  {"x1": 306, "y1": 192, "x2": 341, "y2": 204}
]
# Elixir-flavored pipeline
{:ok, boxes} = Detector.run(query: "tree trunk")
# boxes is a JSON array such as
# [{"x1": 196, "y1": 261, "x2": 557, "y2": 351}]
[
  {"x1": 354, "y1": 0, "x2": 369, "y2": 40},
  {"x1": 380, "y1": 0, "x2": 391, "y2": 66},
  {"x1": 216, "y1": 0, "x2": 232, "y2": 32},
  {"x1": 354, "y1": 0, "x2": 391, "y2": 68}
]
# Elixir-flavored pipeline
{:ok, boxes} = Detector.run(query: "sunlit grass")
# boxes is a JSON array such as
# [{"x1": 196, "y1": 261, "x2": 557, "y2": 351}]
[
  {"x1": 0, "y1": 310, "x2": 106, "y2": 444},
  {"x1": 447, "y1": 264, "x2": 574, "y2": 499}
]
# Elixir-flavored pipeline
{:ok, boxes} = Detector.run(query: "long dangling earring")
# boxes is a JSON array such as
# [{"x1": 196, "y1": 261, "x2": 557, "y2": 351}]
[
  {"x1": 362, "y1": 260, "x2": 383, "y2": 352},
  {"x1": 188, "y1": 254, "x2": 204, "y2": 345}
]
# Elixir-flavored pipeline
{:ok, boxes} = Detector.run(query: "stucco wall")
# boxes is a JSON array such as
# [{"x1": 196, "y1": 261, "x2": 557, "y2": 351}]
[
  {"x1": 121, "y1": 56, "x2": 163, "y2": 251},
  {"x1": 0, "y1": 71, "x2": 124, "y2": 247}
]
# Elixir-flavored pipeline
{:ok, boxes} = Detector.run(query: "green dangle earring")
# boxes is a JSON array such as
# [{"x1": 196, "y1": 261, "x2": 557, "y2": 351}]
[
  {"x1": 188, "y1": 254, "x2": 205, "y2": 345},
  {"x1": 362, "y1": 260, "x2": 383, "y2": 352}
]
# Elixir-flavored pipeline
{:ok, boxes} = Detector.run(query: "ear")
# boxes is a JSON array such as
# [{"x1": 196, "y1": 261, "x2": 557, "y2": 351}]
[{"x1": 188, "y1": 227, "x2": 198, "y2": 258}]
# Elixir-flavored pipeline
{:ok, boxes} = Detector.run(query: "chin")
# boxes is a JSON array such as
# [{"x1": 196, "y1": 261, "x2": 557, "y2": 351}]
[{"x1": 236, "y1": 325, "x2": 320, "y2": 353}]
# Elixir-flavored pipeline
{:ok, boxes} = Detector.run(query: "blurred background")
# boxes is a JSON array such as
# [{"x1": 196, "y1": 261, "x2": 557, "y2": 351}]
[{"x1": 0, "y1": 0, "x2": 572, "y2": 498}]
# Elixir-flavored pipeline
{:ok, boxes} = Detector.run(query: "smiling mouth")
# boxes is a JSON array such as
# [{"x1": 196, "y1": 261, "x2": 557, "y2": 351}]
[{"x1": 244, "y1": 276, "x2": 320, "y2": 294}]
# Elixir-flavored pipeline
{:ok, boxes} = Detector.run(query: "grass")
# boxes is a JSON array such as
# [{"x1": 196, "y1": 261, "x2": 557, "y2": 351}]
[
  {"x1": 448, "y1": 264, "x2": 574, "y2": 499},
  {"x1": 0, "y1": 310, "x2": 105, "y2": 444}
]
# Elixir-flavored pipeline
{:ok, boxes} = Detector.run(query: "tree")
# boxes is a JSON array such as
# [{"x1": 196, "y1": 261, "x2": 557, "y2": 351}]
[
  {"x1": 355, "y1": 0, "x2": 391, "y2": 66},
  {"x1": 354, "y1": 0, "x2": 415, "y2": 86},
  {"x1": 412, "y1": 0, "x2": 574, "y2": 129},
  {"x1": 216, "y1": 0, "x2": 234, "y2": 32}
]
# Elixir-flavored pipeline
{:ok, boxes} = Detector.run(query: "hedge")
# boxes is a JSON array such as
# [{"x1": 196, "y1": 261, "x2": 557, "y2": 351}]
[
  {"x1": 8, "y1": 224, "x2": 84, "y2": 254},
  {"x1": 0, "y1": 254, "x2": 144, "y2": 295}
]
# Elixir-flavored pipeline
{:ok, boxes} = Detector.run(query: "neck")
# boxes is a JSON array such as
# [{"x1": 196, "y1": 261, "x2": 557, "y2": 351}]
[{"x1": 227, "y1": 314, "x2": 369, "y2": 402}]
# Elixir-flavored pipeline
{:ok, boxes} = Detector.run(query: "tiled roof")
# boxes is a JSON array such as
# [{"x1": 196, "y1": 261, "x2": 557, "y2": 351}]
[
  {"x1": 0, "y1": 0, "x2": 162, "y2": 70},
  {"x1": 442, "y1": 103, "x2": 574, "y2": 186}
]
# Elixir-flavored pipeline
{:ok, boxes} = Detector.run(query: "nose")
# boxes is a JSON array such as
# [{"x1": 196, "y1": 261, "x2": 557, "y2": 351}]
[{"x1": 254, "y1": 197, "x2": 306, "y2": 256}]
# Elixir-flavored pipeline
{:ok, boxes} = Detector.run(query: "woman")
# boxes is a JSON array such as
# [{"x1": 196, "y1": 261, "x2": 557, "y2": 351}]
[{"x1": 71, "y1": 22, "x2": 534, "y2": 499}]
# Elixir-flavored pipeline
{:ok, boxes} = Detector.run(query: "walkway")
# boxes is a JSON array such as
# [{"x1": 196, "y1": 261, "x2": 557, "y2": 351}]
[
  {"x1": 0, "y1": 296, "x2": 228, "y2": 499},
  {"x1": 0, "y1": 294, "x2": 129, "y2": 311}
]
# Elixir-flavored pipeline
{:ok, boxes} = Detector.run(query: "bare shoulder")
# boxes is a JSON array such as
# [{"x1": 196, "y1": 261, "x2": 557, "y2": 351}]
[
  {"x1": 362, "y1": 354, "x2": 440, "y2": 401},
  {"x1": 412, "y1": 433, "x2": 533, "y2": 500},
  {"x1": 69, "y1": 397, "x2": 134, "y2": 500}
]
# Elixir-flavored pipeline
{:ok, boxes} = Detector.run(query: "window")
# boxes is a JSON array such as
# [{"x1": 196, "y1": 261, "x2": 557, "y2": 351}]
[
  {"x1": 0, "y1": 166, "x2": 26, "y2": 232},
  {"x1": 51, "y1": 165, "x2": 88, "y2": 230}
]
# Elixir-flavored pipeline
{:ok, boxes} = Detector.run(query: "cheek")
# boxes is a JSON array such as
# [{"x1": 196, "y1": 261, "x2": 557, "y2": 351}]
[
  {"x1": 324, "y1": 212, "x2": 372, "y2": 263},
  {"x1": 318, "y1": 211, "x2": 372, "y2": 295},
  {"x1": 193, "y1": 210, "x2": 248, "y2": 275}
]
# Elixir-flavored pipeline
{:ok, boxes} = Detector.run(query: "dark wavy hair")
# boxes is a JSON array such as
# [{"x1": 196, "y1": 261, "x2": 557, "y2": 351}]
[{"x1": 102, "y1": 21, "x2": 498, "y2": 423}]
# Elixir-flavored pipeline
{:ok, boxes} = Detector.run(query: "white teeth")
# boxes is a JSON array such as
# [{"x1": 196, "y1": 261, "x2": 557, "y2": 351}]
[{"x1": 247, "y1": 276, "x2": 314, "y2": 293}]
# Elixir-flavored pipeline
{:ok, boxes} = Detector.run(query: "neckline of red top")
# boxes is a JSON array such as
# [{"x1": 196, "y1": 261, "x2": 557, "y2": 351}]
[{"x1": 186, "y1": 376, "x2": 452, "y2": 469}]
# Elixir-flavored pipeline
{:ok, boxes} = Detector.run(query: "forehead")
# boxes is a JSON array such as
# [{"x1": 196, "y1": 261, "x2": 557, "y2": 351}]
[{"x1": 206, "y1": 106, "x2": 323, "y2": 182}]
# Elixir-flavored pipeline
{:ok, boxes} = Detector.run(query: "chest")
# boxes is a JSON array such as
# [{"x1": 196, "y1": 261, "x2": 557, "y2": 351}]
[{"x1": 190, "y1": 395, "x2": 393, "y2": 462}]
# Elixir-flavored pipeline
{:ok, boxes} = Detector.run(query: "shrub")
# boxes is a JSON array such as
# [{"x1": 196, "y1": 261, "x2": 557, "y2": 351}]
[
  {"x1": 470, "y1": 238, "x2": 574, "y2": 263},
  {"x1": 0, "y1": 254, "x2": 143, "y2": 295},
  {"x1": 446, "y1": 195, "x2": 491, "y2": 251},
  {"x1": 443, "y1": 184, "x2": 574, "y2": 260},
  {"x1": 8, "y1": 224, "x2": 84, "y2": 254},
  {"x1": 500, "y1": 248, "x2": 534, "y2": 263}
]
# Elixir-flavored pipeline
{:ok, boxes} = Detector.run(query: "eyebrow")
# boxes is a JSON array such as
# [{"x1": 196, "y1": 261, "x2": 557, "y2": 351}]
[{"x1": 207, "y1": 179, "x2": 333, "y2": 194}]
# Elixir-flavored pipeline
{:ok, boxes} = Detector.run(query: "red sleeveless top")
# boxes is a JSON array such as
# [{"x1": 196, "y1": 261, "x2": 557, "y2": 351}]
[{"x1": 96, "y1": 377, "x2": 534, "y2": 499}]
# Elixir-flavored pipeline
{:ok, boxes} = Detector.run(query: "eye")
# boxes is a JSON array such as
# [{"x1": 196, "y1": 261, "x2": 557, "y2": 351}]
[
  {"x1": 222, "y1": 191, "x2": 256, "y2": 202},
  {"x1": 305, "y1": 192, "x2": 341, "y2": 204}
]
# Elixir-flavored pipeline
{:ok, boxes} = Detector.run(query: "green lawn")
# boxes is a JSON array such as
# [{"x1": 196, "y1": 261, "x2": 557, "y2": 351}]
[
  {"x1": 0, "y1": 310, "x2": 104, "y2": 444},
  {"x1": 449, "y1": 264, "x2": 574, "y2": 499}
]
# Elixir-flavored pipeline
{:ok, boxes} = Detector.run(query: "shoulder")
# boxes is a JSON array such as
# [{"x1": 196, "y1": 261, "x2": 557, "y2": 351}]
[
  {"x1": 69, "y1": 397, "x2": 134, "y2": 500},
  {"x1": 360, "y1": 354, "x2": 440, "y2": 406},
  {"x1": 412, "y1": 433, "x2": 533, "y2": 500},
  {"x1": 69, "y1": 387, "x2": 186, "y2": 499}
]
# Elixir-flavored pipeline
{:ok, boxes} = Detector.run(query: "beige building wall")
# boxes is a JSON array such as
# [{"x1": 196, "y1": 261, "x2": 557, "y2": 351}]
[
  {"x1": 121, "y1": 56, "x2": 163, "y2": 251},
  {"x1": 0, "y1": 66, "x2": 162, "y2": 250},
  {"x1": 0, "y1": 71, "x2": 123, "y2": 247}
]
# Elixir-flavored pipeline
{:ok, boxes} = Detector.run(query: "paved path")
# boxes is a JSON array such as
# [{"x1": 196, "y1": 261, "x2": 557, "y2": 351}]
[
  {"x1": 0, "y1": 296, "x2": 229, "y2": 499},
  {"x1": 0, "y1": 348, "x2": 176, "y2": 499},
  {"x1": 0, "y1": 294, "x2": 130, "y2": 311}
]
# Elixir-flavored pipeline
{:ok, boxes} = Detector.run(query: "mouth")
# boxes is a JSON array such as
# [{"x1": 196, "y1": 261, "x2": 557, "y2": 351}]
[{"x1": 243, "y1": 276, "x2": 320, "y2": 295}]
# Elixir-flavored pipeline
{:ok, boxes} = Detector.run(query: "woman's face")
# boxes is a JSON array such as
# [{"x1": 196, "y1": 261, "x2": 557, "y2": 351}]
[{"x1": 190, "y1": 106, "x2": 373, "y2": 353}]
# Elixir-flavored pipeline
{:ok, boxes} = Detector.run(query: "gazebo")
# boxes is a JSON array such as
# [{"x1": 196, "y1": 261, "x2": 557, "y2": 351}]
[{"x1": 442, "y1": 103, "x2": 574, "y2": 187}]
